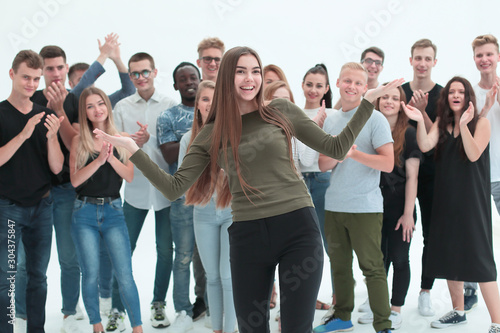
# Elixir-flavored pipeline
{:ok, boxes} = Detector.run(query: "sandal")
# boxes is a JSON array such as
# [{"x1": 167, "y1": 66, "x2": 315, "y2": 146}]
[
  {"x1": 270, "y1": 283, "x2": 278, "y2": 309},
  {"x1": 315, "y1": 300, "x2": 331, "y2": 310}
]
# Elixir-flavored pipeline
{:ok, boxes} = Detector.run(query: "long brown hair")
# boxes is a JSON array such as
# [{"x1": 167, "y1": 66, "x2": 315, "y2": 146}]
[
  {"x1": 263, "y1": 80, "x2": 295, "y2": 103},
  {"x1": 435, "y1": 76, "x2": 478, "y2": 160},
  {"x1": 184, "y1": 81, "x2": 232, "y2": 208},
  {"x1": 76, "y1": 87, "x2": 127, "y2": 170},
  {"x1": 375, "y1": 85, "x2": 408, "y2": 167},
  {"x1": 190, "y1": 46, "x2": 295, "y2": 206}
]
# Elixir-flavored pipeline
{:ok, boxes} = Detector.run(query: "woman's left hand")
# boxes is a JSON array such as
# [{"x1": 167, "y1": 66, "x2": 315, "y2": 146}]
[
  {"x1": 395, "y1": 213, "x2": 415, "y2": 243},
  {"x1": 94, "y1": 128, "x2": 139, "y2": 154}
]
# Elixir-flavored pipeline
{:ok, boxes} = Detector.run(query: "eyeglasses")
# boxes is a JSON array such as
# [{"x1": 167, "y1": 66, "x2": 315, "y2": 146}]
[
  {"x1": 361, "y1": 58, "x2": 383, "y2": 67},
  {"x1": 200, "y1": 56, "x2": 221, "y2": 64},
  {"x1": 129, "y1": 70, "x2": 153, "y2": 80}
]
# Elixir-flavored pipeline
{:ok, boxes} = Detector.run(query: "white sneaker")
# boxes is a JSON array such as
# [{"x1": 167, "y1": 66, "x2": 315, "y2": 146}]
[
  {"x1": 168, "y1": 311, "x2": 193, "y2": 333},
  {"x1": 204, "y1": 314, "x2": 212, "y2": 329},
  {"x1": 358, "y1": 298, "x2": 370, "y2": 312},
  {"x1": 14, "y1": 318, "x2": 27, "y2": 333},
  {"x1": 390, "y1": 311, "x2": 402, "y2": 330},
  {"x1": 151, "y1": 301, "x2": 170, "y2": 328},
  {"x1": 358, "y1": 310, "x2": 373, "y2": 324},
  {"x1": 418, "y1": 291, "x2": 435, "y2": 317},
  {"x1": 61, "y1": 315, "x2": 86, "y2": 333},
  {"x1": 100, "y1": 297, "x2": 112, "y2": 317},
  {"x1": 106, "y1": 309, "x2": 126, "y2": 332},
  {"x1": 320, "y1": 306, "x2": 335, "y2": 325}
]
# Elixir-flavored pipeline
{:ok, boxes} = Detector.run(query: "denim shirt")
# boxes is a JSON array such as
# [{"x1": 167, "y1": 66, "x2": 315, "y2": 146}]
[{"x1": 157, "y1": 103, "x2": 194, "y2": 174}]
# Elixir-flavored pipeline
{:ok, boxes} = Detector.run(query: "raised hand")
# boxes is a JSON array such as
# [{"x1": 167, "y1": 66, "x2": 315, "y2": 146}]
[
  {"x1": 44, "y1": 114, "x2": 63, "y2": 140},
  {"x1": 96, "y1": 141, "x2": 111, "y2": 165},
  {"x1": 98, "y1": 33, "x2": 118, "y2": 59},
  {"x1": 46, "y1": 81, "x2": 68, "y2": 116},
  {"x1": 21, "y1": 112, "x2": 45, "y2": 139},
  {"x1": 312, "y1": 100, "x2": 327, "y2": 128},
  {"x1": 131, "y1": 121, "x2": 150, "y2": 147},
  {"x1": 409, "y1": 89, "x2": 429, "y2": 114},
  {"x1": 460, "y1": 101, "x2": 475, "y2": 127},
  {"x1": 93, "y1": 128, "x2": 139, "y2": 154},
  {"x1": 364, "y1": 78, "x2": 405, "y2": 103},
  {"x1": 401, "y1": 102, "x2": 424, "y2": 123},
  {"x1": 395, "y1": 214, "x2": 415, "y2": 243}
]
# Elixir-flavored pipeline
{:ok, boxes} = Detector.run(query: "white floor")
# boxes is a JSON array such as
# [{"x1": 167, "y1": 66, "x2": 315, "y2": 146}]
[{"x1": 39, "y1": 200, "x2": 500, "y2": 333}]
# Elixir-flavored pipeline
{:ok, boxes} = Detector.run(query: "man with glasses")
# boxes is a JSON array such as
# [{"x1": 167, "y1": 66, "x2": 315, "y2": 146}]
[
  {"x1": 196, "y1": 37, "x2": 225, "y2": 82},
  {"x1": 361, "y1": 46, "x2": 385, "y2": 89},
  {"x1": 107, "y1": 52, "x2": 176, "y2": 331}
]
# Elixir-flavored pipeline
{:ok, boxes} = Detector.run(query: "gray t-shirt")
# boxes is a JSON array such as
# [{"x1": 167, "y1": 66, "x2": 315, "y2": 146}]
[{"x1": 324, "y1": 107, "x2": 393, "y2": 213}]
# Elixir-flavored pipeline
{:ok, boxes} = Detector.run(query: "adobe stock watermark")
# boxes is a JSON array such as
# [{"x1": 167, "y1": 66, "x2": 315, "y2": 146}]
[
  {"x1": 340, "y1": 0, "x2": 403, "y2": 60},
  {"x1": 8, "y1": 0, "x2": 73, "y2": 52},
  {"x1": 213, "y1": 0, "x2": 243, "y2": 21}
]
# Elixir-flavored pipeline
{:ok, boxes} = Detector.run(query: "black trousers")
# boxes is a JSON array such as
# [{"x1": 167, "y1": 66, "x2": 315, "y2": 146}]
[{"x1": 228, "y1": 207, "x2": 323, "y2": 333}]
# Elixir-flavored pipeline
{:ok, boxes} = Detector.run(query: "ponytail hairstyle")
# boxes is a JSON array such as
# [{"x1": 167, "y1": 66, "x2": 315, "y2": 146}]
[
  {"x1": 76, "y1": 87, "x2": 128, "y2": 170},
  {"x1": 435, "y1": 76, "x2": 478, "y2": 161},
  {"x1": 375, "y1": 84, "x2": 408, "y2": 167},
  {"x1": 302, "y1": 63, "x2": 332, "y2": 108},
  {"x1": 187, "y1": 46, "x2": 295, "y2": 207}
]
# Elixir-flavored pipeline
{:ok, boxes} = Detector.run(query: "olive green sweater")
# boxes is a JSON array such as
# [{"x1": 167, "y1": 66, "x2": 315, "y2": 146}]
[{"x1": 130, "y1": 98, "x2": 374, "y2": 221}]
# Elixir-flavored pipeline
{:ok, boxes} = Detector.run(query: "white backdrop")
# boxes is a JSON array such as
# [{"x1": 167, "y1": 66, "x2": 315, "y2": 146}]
[{"x1": 1, "y1": 0, "x2": 500, "y2": 106}]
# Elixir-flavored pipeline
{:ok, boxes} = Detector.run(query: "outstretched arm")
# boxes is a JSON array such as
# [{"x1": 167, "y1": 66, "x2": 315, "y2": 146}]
[
  {"x1": 402, "y1": 103, "x2": 439, "y2": 152},
  {"x1": 460, "y1": 102, "x2": 491, "y2": 162}
]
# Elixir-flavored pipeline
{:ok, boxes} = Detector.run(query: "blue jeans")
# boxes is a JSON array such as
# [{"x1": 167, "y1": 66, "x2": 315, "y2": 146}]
[
  {"x1": 170, "y1": 198, "x2": 194, "y2": 315},
  {"x1": 193, "y1": 198, "x2": 235, "y2": 332},
  {"x1": 111, "y1": 202, "x2": 173, "y2": 312},
  {"x1": 302, "y1": 171, "x2": 334, "y2": 293},
  {"x1": 71, "y1": 198, "x2": 142, "y2": 327},
  {"x1": 0, "y1": 196, "x2": 53, "y2": 333}
]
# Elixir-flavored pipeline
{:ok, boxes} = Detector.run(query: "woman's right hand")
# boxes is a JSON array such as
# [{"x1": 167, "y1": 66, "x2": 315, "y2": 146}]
[
  {"x1": 94, "y1": 129, "x2": 139, "y2": 154},
  {"x1": 364, "y1": 78, "x2": 405, "y2": 103},
  {"x1": 401, "y1": 102, "x2": 424, "y2": 123}
]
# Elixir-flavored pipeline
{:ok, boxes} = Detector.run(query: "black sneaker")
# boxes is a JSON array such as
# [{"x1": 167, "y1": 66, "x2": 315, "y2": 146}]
[
  {"x1": 464, "y1": 288, "x2": 478, "y2": 313},
  {"x1": 431, "y1": 310, "x2": 467, "y2": 328},
  {"x1": 192, "y1": 297, "x2": 207, "y2": 321}
]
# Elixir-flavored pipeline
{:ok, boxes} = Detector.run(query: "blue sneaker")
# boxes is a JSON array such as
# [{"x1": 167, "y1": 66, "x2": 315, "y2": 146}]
[
  {"x1": 377, "y1": 330, "x2": 392, "y2": 333},
  {"x1": 313, "y1": 317, "x2": 354, "y2": 332}
]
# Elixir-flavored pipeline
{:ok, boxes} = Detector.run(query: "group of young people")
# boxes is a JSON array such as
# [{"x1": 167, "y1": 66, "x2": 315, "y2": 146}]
[{"x1": 0, "y1": 32, "x2": 500, "y2": 333}]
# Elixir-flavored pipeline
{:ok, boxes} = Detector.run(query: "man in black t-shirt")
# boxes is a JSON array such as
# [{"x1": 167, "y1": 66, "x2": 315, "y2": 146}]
[
  {"x1": 0, "y1": 50, "x2": 63, "y2": 333},
  {"x1": 15, "y1": 45, "x2": 83, "y2": 333},
  {"x1": 401, "y1": 38, "x2": 443, "y2": 318}
]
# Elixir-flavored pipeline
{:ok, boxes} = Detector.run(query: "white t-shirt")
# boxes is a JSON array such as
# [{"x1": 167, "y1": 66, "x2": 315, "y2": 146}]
[{"x1": 474, "y1": 84, "x2": 500, "y2": 182}]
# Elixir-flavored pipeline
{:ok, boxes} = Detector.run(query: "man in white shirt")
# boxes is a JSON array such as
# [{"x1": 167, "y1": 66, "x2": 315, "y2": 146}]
[{"x1": 110, "y1": 52, "x2": 176, "y2": 330}]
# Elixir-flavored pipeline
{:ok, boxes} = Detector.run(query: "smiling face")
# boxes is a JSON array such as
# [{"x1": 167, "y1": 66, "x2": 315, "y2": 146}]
[
  {"x1": 362, "y1": 51, "x2": 384, "y2": 83},
  {"x1": 302, "y1": 73, "x2": 329, "y2": 108},
  {"x1": 85, "y1": 93, "x2": 109, "y2": 125},
  {"x1": 448, "y1": 81, "x2": 466, "y2": 113},
  {"x1": 410, "y1": 47, "x2": 437, "y2": 80},
  {"x1": 378, "y1": 87, "x2": 401, "y2": 118},
  {"x1": 474, "y1": 43, "x2": 500, "y2": 75},
  {"x1": 197, "y1": 47, "x2": 223, "y2": 82},
  {"x1": 233, "y1": 54, "x2": 262, "y2": 110},
  {"x1": 197, "y1": 87, "x2": 214, "y2": 124},
  {"x1": 336, "y1": 68, "x2": 367, "y2": 110},
  {"x1": 42, "y1": 56, "x2": 68, "y2": 87},
  {"x1": 129, "y1": 59, "x2": 157, "y2": 96},
  {"x1": 174, "y1": 65, "x2": 200, "y2": 105},
  {"x1": 10, "y1": 62, "x2": 42, "y2": 99}
]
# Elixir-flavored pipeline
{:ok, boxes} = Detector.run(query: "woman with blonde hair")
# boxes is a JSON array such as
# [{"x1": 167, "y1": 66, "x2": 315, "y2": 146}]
[
  {"x1": 69, "y1": 87, "x2": 142, "y2": 333},
  {"x1": 95, "y1": 46, "x2": 400, "y2": 332}
]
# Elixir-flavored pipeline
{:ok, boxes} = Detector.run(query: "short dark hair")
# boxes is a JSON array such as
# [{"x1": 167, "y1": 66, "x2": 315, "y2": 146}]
[
  {"x1": 68, "y1": 62, "x2": 90, "y2": 81},
  {"x1": 361, "y1": 46, "x2": 385, "y2": 64},
  {"x1": 39, "y1": 45, "x2": 66, "y2": 63},
  {"x1": 172, "y1": 62, "x2": 201, "y2": 84},
  {"x1": 12, "y1": 50, "x2": 43, "y2": 73},
  {"x1": 128, "y1": 52, "x2": 155, "y2": 69},
  {"x1": 411, "y1": 38, "x2": 437, "y2": 58}
]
